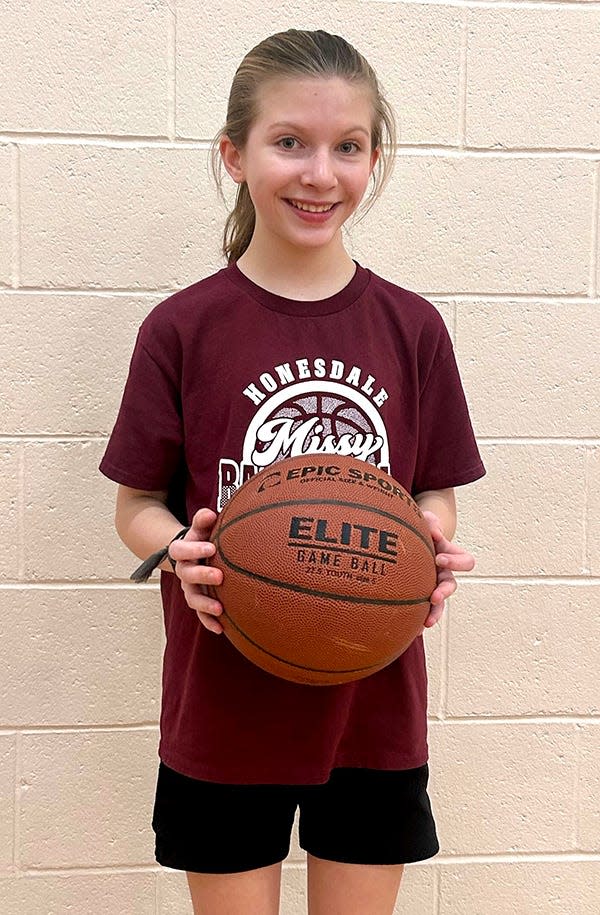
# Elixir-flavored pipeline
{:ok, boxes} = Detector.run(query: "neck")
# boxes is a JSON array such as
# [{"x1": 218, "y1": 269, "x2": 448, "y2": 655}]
[{"x1": 235, "y1": 232, "x2": 356, "y2": 301}]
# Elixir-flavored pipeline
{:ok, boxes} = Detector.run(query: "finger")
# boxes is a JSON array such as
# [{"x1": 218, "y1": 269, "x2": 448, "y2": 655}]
[
  {"x1": 197, "y1": 611, "x2": 224, "y2": 635},
  {"x1": 189, "y1": 508, "x2": 219, "y2": 540},
  {"x1": 423, "y1": 601, "x2": 445, "y2": 628},
  {"x1": 430, "y1": 578, "x2": 457, "y2": 606},
  {"x1": 179, "y1": 562, "x2": 223, "y2": 588},
  {"x1": 421, "y1": 511, "x2": 443, "y2": 540},
  {"x1": 170, "y1": 539, "x2": 216, "y2": 563},
  {"x1": 181, "y1": 585, "x2": 223, "y2": 617},
  {"x1": 436, "y1": 550, "x2": 475, "y2": 572}
]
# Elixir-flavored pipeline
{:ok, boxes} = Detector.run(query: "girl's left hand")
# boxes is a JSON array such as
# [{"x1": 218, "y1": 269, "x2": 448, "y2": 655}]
[{"x1": 421, "y1": 510, "x2": 475, "y2": 628}]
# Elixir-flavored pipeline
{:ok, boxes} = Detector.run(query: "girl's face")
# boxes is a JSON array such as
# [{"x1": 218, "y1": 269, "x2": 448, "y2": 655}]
[{"x1": 221, "y1": 77, "x2": 379, "y2": 257}]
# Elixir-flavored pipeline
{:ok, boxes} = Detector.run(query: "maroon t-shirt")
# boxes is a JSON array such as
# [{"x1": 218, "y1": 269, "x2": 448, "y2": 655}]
[{"x1": 100, "y1": 263, "x2": 485, "y2": 784}]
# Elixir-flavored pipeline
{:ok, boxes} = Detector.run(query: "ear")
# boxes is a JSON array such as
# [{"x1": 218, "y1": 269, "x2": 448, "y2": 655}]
[
  {"x1": 369, "y1": 146, "x2": 380, "y2": 174},
  {"x1": 220, "y1": 135, "x2": 245, "y2": 184}
]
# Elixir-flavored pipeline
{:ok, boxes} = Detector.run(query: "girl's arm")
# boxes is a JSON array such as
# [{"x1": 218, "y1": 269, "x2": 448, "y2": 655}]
[
  {"x1": 414, "y1": 488, "x2": 475, "y2": 628},
  {"x1": 115, "y1": 485, "x2": 184, "y2": 573},
  {"x1": 115, "y1": 486, "x2": 225, "y2": 632}
]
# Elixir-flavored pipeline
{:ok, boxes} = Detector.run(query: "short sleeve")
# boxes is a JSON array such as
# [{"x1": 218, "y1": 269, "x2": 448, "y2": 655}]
[
  {"x1": 412, "y1": 346, "x2": 485, "y2": 494},
  {"x1": 99, "y1": 323, "x2": 184, "y2": 491}
]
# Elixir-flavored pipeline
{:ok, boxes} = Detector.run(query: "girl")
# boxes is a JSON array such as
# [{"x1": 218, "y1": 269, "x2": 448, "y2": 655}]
[{"x1": 101, "y1": 29, "x2": 485, "y2": 915}]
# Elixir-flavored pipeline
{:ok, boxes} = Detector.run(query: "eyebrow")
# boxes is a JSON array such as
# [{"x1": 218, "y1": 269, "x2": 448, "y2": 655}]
[{"x1": 269, "y1": 121, "x2": 371, "y2": 138}]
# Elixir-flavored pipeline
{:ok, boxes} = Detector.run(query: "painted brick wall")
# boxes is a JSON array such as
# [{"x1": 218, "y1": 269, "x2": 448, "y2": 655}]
[{"x1": 1, "y1": 1, "x2": 598, "y2": 912}]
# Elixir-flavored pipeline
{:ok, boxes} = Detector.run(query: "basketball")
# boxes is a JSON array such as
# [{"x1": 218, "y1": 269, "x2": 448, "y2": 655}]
[{"x1": 207, "y1": 455, "x2": 437, "y2": 685}]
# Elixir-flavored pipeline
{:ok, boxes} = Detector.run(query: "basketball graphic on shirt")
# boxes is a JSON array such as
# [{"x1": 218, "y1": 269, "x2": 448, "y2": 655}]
[
  {"x1": 218, "y1": 378, "x2": 392, "y2": 510},
  {"x1": 243, "y1": 381, "x2": 390, "y2": 470},
  {"x1": 255, "y1": 392, "x2": 385, "y2": 468}
]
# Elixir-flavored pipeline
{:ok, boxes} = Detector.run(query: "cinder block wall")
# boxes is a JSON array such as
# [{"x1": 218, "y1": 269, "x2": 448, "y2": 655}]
[{"x1": 1, "y1": 1, "x2": 598, "y2": 912}]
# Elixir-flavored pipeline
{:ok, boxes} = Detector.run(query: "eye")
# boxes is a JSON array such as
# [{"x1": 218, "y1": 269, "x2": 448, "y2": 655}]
[
  {"x1": 339, "y1": 141, "x2": 360, "y2": 154},
  {"x1": 278, "y1": 136, "x2": 298, "y2": 150}
]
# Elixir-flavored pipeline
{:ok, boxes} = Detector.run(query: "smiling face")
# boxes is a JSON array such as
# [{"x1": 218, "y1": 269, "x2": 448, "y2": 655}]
[{"x1": 220, "y1": 77, "x2": 379, "y2": 261}]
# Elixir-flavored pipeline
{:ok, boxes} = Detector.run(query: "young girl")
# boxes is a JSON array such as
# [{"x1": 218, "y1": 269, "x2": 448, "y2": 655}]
[{"x1": 101, "y1": 29, "x2": 485, "y2": 915}]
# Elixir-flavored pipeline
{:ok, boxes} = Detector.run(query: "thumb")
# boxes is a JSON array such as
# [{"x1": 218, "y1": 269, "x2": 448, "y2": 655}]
[{"x1": 188, "y1": 508, "x2": 218, "y2": 542}]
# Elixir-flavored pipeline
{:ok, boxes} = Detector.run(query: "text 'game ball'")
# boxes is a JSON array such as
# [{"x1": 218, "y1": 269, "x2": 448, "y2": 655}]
[{"x1": 207, "y1": 455, "x2": 436, "y2": 686}]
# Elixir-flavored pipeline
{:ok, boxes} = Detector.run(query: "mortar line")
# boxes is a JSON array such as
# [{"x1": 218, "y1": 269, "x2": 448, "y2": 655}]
[
  {"x1": 375, "y1": 0, "x2": 600, "y2": 9},
  {"x1": 0, "y1": 724, "x2": 159, "y2": 735},
  {"x1": 1, "y1": 132, "x2": 600, "y2": 158},
  {"x1": 573, "y1": 724, "x2": 583, "y2": 851},
  {"x1": 458, "y1": 8, "x2": 468, "y2": 150},
  {"x1": 583, "y1": 448, "x2": 592, "y2": 573},
  {"x1": 2, "y1": 718, "x2": 598, "y2": 737},
  {"x1": 17, "y1": 851, "x2": 600, "y2": 877},
  {"x1": 591, "y1": 162, "x2": 599, "y2": 297},
  {"x1": 1, "y1": 435, "x2": 599, "y2": 446},
  {"x1": 154, "y1": 868, "x2": 161, "y2": 915},
  {"x1": 4, "y1": 576, "x2": 600, "y2": 589},
  {"x1": 433, "y1": 863, "x2": 441, "y2": 915},
  {"x1": 431, "y1": 716, "x2": 600, "y2": 725},
  {"x1": 13, "y1": 732, "x2": 21, "y2": 873},
  {"x1": 12, "y1": 143, "x2": 20, "y2": 288},
  {"x1": 1, "y1": 286, "x2": 599, "y2": 304},
  {"x1": 16, "y1": 446, "x2": 25, "y2": 580},
  {"x1": 439, "y1": 597, "x2": 451, "y2": 721},
  {"x1": 166, "y1": 0, "x2": 176, "y2": 144}
]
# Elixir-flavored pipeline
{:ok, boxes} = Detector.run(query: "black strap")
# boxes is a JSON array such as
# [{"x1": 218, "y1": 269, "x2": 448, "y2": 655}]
[{"x1": 130, "y1": 526, "x2": 191, "y2": 583}]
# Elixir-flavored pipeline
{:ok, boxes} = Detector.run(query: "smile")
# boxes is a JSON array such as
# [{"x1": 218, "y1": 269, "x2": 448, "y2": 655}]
[{"x1": 287, "y1": 200, "x2": 336, "y2": 213}]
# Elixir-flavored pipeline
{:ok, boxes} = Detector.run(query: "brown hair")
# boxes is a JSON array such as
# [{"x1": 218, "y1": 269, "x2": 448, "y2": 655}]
[{"x1": 211, "y1": 29, "x2": 398, "y2": 264}]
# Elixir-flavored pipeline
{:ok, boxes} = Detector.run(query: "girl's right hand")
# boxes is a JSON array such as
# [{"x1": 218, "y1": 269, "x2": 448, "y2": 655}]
[{"x1": 168, "y1": 508, "x2": 224, "y2": 633}]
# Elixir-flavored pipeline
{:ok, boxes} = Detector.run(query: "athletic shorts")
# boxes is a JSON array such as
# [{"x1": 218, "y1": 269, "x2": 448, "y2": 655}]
[{"x1": 152, "y1": 762, "x2": 439, "y2": 874}]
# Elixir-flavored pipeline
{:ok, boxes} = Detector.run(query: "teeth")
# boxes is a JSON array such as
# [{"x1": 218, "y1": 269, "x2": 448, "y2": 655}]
[{"x1": 290, "y1": 200, "x2": 334, "y2": 213}]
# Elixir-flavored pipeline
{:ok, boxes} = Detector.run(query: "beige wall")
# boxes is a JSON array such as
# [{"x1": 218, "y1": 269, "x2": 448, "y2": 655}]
[{"x1": 1, "y1": 1, "x2": 599, "y2": 912}]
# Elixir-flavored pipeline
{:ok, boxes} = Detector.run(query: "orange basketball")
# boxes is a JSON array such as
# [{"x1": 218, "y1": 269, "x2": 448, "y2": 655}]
[{"x1": 207, "y1": 455, "x2": 436, "y2": 685}]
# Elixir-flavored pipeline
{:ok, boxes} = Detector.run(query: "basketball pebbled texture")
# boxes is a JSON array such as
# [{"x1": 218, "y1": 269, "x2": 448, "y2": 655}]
[{"x1": 207, "y1": 455, "x2": 437, "y2": 686}]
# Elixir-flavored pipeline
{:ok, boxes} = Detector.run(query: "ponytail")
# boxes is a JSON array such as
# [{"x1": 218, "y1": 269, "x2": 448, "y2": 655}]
[{"x1": 223, "y1": 183, "x2": 255, "y2": 265}]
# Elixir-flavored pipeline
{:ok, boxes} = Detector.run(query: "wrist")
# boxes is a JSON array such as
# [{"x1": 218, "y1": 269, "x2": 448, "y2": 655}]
[{"x1": 131, "y1": 526, "x2": 191, "y2": 583}]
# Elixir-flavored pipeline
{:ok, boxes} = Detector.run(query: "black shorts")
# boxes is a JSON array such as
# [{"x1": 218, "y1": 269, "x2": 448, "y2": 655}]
[{"x1": 152, "y1": 762, "x2": 439, "y2": 874}]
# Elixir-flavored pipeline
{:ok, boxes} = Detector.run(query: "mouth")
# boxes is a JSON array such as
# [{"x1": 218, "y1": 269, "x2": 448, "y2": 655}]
[{"x1": 286, "y1": 199, "x2": 337, "y2": 214}]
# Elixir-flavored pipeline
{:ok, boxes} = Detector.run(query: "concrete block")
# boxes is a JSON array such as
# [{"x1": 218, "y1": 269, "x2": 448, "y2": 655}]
[
  {"x1": 0, "y1": 588, "x2": 162, "y2": 727},
  {"x1": 22, "y1": 440, "x2": 138, "y2": 581},
  {"x1": 159, "y1": 870, "x2": 192, "y2": 914},
  {"x1": 425, "y1": 615, "x2": 443, "y2": 720},
  {"x1": 446, "y1": 582, "x2": 600, "y2": 717},
  {"x1": 19, "y1": 145, "x2": 224, "y2": 289},
  {"x1": 0, "y1": 0, "x2": 170, "y2": 135},
  {"x1": 177, "y1": 0, "x2": 463, "y2": 146},
  {"x1": 0, "y1": 447, "x2": 20, "y2": 580},
  {"x1": 577, "y1": 725, "x2": 600, "y2": 851},
  {"x1": 281, "y1": 866, "x2": 307, "y2": 915},
  {"x1": 288, "y1": 810, "x2": 304, "y2": 863},
  {"x1": 0, "y1": 293, "x2": 158, "y2": 435},
  {"x1": 439, "y1": 861, "x2": 600, "y2": 915},
  {"x1": 459, "y1": 444, "x2": 587, "y2": 576},
  {"x1": 394, "y1": 863, "x2": 436, "y2": 914},
  {"x1": 456, "y1": 302, "x2": 600, "y2": 438},
  {"x1": 430, "y1": 722, "x2": 578, "y2": 854},
  {"x1": 352, "y1": 157, "x2": 593, "y2": 295},
  {"x1": 0, "y1": 874, "x2": 156, "y2": 915},
  {"x1": 19, "y1": 729, "x2": 158, "y2": 868},
  {"x1": 467, "y1": 8, "x2": 600, "y2": 150}
]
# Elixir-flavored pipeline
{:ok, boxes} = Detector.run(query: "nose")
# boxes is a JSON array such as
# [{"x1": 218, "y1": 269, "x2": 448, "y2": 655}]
[{"x1": 300, "y1": 148, "x2": 337, "y2": 189}]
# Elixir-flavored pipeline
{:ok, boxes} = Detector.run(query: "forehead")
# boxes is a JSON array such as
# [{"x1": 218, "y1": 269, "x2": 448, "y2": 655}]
[{"x1": 252, "y1": 76, "x2": 374, "y2": 132}]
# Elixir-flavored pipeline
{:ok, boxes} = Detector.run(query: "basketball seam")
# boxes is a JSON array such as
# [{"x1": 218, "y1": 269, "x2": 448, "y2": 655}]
[
  {"x1": 220, "y1": 607, "x2": 408, "y2": 676},
  {"x1": 213, "y1": 552, "x2": 432, "y2": 606},
  {"x1": 217, "y1": 497, "x2": 435, "y2": 557}
]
